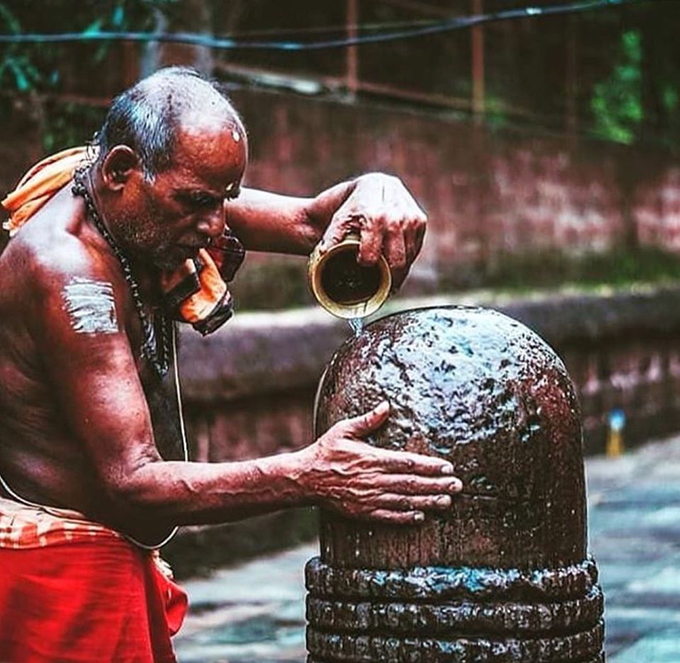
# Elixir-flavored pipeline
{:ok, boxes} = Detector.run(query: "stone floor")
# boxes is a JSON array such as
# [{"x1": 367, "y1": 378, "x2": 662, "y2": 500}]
[{"x1": 174, "y1": 434, "x2": 680, "y2": 662}]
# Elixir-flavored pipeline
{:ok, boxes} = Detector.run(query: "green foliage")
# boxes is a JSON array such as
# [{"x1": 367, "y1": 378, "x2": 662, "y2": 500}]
[
  {"x1": 0, "y1": 0, "x2": 180, "y2": 150},
  {"x1": 0, "y1": 0, "x2": 178, "y2": 92},
  {"x1": 0, "y1": 4, "x2": 41, "y2": 91},
  {"x1": 41, "y1": 102, "x2": 108, "y2": 154},
  {"x1": 1, "y1": 1, "x2": 679, "y2": 152},
  {"x1": 591, "y1": 30, "x2": 643, "y2": 144},
  {"x1": 663, "y1": 86, "x2": 678, "y2": 114}
]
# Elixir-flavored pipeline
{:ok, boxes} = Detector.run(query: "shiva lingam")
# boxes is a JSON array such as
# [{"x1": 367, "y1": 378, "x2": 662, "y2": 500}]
[{"x1": 306, "y1": 306, "x2": 604, "y2": 662}]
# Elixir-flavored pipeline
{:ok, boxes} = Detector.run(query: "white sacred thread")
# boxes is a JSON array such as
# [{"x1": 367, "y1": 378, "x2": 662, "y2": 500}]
[{"x1": 62, "y1": 277, "x2": 118, "y2": 334}]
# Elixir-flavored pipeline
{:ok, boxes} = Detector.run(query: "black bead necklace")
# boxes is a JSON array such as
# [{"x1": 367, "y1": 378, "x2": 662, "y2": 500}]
[{"x1": 72, "y1": 168, "x2": 171, "y2": 378}]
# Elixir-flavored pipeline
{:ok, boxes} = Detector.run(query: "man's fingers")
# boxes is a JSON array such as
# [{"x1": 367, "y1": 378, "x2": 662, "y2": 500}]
[
  {"x1": 319, "y1": 212, "x2": 363, "y2": 254},
  {"x1": 318, "y1": 226, "x2": 346, "y2": 254},
  {"x1": 365, "y1": 509, "x2": 425, "y2": 525},
  {"x1": 375, "y1": 493, "x2": 452, "y2": 511},
  {"x1": 384, "y1": 226, "x2": 407, "y2": 269},
  {"x1": 414, "y1": 222, "x2": 426, "y2": 257},
  {"x1": 404, "y1": 233, "x2": 417, "y2": 271},
  {"x1": 374, "y1": 449, "x2": 458, "y2": 478},
  {"x1": 404, "y1": 217, "x2": 425, "y2": 267},
  {"x1": 384, "y1": 230, "x2": 408, "y2": 291},
  {"x1": 357, "y1": 216, "x2": 384, "y2": 266},
  {"x1": 329, "y1": 414, "x2": 461, "y2": 482},
  {"x1": 377, "y1": 474, "x2": 463, "y2": 494},
  {"x1": 342, "y1": 400, "x2": 391, "y2": 437}
]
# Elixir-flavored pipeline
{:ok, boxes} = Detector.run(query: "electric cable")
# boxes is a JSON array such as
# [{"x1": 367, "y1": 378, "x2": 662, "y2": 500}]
[{"x1": 0, "y1": 0, "x2": 646, "y2": 52}]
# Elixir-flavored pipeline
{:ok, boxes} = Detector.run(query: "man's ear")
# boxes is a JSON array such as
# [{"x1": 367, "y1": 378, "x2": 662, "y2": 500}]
[{"x1": 101, "y1": 146, "x2": 140, "y2": 191}]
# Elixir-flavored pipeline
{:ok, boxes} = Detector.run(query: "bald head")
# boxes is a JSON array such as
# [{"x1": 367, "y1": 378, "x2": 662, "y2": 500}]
[{"x1": 94, "y1": 67, "x2": 245, "y2": 178}]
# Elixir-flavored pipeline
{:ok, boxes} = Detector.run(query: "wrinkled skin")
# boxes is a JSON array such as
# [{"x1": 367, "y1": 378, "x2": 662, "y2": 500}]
[
  {"x1": 315, "y1": 174, "x2": 427, "y2": 291},
  {"x1": 0, "y1": 80, "x2": 453, "y2": 547},
  {"x1": 304, "y1": 402, "x2": 461, "y2": 524}
]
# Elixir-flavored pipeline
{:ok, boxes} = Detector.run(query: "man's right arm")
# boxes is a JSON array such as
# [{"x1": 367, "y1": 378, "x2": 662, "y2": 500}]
[
  {"x1": 30, "y1": 247, "x2": 460, "y2": 528},
  {"x1": 227, "y1": 174, "x2": 427, "y2": 291}
]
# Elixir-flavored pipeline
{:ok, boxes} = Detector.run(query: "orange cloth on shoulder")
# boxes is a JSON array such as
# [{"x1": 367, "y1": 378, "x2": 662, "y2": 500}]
[{"x1": 1, "y1": 147, "x2": 244, "y2": 335}]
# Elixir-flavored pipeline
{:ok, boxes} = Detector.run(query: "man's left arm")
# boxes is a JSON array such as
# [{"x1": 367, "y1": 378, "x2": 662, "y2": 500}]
[{"x1": 226, "y1": 173, "x2": 427, "y2": 290}]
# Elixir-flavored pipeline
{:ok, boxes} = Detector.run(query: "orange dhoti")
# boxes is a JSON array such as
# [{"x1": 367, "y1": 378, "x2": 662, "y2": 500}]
[{"x1": 0, "y1": 497, "x2": 187, "y2": 662}]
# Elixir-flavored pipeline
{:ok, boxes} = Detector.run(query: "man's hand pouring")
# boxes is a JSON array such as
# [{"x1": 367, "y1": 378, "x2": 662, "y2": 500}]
[
  {"x1": 315, "y1": 173, "x2": 427, "y2": 292},
  {"x1": 295, "y1": 401, "x2": 462, "y2": 524}
]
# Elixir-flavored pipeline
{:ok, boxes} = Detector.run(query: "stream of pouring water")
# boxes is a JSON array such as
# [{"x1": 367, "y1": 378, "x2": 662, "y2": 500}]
[{"x1": 348, "y1": 318, "x2": 364, "y2": 336}]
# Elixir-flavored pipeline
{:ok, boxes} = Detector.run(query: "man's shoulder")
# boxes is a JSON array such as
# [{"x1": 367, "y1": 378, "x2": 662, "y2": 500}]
[
  {"x1": 2, "y1": 218, "x2": 132, "y2": 351},
  {"x1": 13, "y1": 199, "x2": 126, "y2": 287},
  {"x1": 6, "y1": 225, "x2": 98, "y2": 291}
]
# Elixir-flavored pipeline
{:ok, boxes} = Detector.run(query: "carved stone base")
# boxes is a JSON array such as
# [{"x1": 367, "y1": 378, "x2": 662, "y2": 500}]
[{"x1": 306, "y1": 556, "x2": 604, "y2": 662}]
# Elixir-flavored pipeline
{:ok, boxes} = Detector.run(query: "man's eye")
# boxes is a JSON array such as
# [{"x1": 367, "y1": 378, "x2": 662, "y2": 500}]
[
  {"x1": 180, "y1": 194, "x2": 220, "y2": 209},
  {"x1": 194, "y1": 195, "x2": 217, "y2": 207}
]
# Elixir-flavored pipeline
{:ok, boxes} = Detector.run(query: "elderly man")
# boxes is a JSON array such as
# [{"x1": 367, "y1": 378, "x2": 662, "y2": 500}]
[{"x1": 0, "y1": 67, "x2": 461, "y2": 662}]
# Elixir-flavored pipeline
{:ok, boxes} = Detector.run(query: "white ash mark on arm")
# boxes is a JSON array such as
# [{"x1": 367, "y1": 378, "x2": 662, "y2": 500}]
[{"x1": 62, "y1": 277, "x2": 119, "y2": 335}]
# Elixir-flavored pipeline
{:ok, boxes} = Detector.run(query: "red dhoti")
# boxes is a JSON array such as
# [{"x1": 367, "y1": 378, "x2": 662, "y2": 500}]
[{"x1": 0, "y1": 497, "x2": 188, "y2": 662}]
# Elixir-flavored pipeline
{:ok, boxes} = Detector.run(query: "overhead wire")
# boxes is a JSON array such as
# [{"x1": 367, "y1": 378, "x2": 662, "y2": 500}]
[
  {"x1": 0, "y1": 0, "x2": 646, "y2": 51},
  {"x1": 171, "y1": 18, "x2": 442, "y2": 38}
]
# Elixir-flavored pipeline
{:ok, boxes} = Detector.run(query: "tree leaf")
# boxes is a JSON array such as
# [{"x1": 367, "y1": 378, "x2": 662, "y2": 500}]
[{"x1": 83, "y1": 17, "x2": 104, "y2": 35}]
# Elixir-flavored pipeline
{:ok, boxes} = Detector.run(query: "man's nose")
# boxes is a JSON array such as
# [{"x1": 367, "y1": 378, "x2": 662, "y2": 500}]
[{"x1": 196, "y1": 205, "x2": 226, "y2": 239}]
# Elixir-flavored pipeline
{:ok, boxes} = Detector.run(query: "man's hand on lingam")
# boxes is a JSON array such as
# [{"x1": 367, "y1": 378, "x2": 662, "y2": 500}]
[{"x1": 296, "y1": 401, "x2": 462, "y2": 524}]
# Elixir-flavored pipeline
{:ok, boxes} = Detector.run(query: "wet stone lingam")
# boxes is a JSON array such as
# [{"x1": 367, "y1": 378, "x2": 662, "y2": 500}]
[{"x1": 306, "y1": 306, "x2": 604, "y2": 662}]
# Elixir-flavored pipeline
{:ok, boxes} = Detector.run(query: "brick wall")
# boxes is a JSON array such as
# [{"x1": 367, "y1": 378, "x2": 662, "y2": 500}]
[
  {"x1": 2, "y1": 89, "x2": 679, "y2": 285},
  {"x1": 227, "y1": 89, "x2": 680, "y2": 290}
]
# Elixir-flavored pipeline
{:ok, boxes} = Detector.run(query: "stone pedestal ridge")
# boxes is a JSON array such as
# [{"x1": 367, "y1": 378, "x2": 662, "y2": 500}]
[{"x1": 306, "y1": 306, "x2": 605, "y2": 662}]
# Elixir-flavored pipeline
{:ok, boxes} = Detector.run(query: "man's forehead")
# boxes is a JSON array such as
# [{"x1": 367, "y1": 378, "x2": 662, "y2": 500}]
[
  {"x1": 166, "y1": 122, "x2": 247, "y2": 190},
  {"x1": 174, "y1": 121, "x2": 247, "y2": 162}
]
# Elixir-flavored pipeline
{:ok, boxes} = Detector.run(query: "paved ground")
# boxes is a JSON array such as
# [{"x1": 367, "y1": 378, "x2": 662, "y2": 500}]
[{"x1": 174, "y1": 434, "x2": 680, "y2": 662}]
